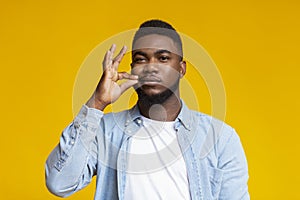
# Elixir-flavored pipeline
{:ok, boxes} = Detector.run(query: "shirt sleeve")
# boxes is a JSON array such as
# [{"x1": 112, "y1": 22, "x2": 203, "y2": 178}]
[
  {"x1": 45, "y1": 105, "x2": 103, "y2": 197},
  {"x1": 218, "y1": 128, "x2": 250, "y2": 200}
]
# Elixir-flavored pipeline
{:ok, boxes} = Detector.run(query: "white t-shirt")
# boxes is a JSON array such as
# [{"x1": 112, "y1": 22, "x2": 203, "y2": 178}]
[{"x1": 124, "y1": 116, "x2": 191, "y2": 200}]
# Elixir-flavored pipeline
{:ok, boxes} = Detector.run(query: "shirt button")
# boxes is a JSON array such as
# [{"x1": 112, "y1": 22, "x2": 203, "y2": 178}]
[
  {"x1": 56, "y1": 162, "x2": 61, "y2": 168},
  {"x1": 74, "y1": 121, "x2": 80, "y2": 129},
  {"x1": 136, "y1": 119, "x2": 142, "y2": 124}
]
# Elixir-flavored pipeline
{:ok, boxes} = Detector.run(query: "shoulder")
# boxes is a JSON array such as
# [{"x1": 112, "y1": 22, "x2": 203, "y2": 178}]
[
  {"x1": 190, "y1": 109, "x2": 234, "y2": 135},
  {"x1": 188, "y1": 109, "x2": 240, "y2": 158}
]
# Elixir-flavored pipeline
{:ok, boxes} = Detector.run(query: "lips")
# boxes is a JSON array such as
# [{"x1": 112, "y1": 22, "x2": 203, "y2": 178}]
[{"x1": 139, "y1": 76, "x2": 161, "y2": 83}]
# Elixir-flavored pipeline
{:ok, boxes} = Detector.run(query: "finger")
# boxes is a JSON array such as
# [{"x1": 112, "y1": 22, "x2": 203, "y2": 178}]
[
  {"x1": 103, "y1": 44, "x2": 116, "y2": 70},
  {"x1": 119, "y1": 79, "x2": 138, "y2": 94},
  {"x1": 102, "y1": 50, "x2": 112, "y2": 71},
  {"x1": 111, "y1": 68, "x2": 118, "y2": 82},
  {"x1": 109, "y1": 44, "x2": 116, "y2": 55},
  {"x1": 109, "y1": 44, "x2": 116, "y2": 64},
  {"x1": 109, "y1": 44, "x2": 118, "y2": 66},
  {"x1": 118, "y1": 72, "x2": 138, "y2": 80},
  {"x1": 112, "y1": 46, "x2": 127, "y2": 69},
  {"x1": 114, "y1": 46, "x2": 127, "y2": 62}
]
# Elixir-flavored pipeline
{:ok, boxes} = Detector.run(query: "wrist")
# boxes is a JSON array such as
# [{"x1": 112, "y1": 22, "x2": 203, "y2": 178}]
[{"x1": 86, "y1": 95, "x2": 108, "y2": 111}]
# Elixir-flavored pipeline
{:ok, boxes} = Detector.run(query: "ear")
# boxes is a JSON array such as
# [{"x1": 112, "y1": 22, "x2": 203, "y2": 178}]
[{"x1": 179, "y1": 61, "x2": 186, "y2": 78}]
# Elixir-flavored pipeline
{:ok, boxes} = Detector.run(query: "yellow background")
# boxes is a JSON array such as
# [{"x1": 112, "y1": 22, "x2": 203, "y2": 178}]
[{"x1": 0, "y1": 0, "x2": 299, "y2": 199}]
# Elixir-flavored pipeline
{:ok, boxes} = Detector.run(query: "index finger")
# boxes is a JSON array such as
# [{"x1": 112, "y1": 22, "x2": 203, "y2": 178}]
[{"x1": 118, "y1": 72, "x2": 138, "y2": 80}]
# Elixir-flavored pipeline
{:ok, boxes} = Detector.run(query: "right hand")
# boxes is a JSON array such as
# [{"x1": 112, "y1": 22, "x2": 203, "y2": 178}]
[{"x1": 86, "y1": 44, "x2": 138, "y2": 110}]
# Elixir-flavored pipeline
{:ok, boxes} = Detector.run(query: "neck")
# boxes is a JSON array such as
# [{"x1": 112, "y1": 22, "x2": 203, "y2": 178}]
[{"x1": 138, "y1": 92, "x2": 181, "y2": 121}]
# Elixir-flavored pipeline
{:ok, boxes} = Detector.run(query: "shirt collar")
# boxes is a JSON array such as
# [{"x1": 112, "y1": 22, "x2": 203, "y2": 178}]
[
  {"x1": 125, "y1": 100, "x2": 192, "y2": 131},
  {"x1": 176, "y1": 100, "x2": 192, "y2": 131}
]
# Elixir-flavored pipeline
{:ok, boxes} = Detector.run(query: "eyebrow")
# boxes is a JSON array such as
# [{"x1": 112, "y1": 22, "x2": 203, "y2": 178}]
[
  {"x1": 132, "y1": 49, "x2": 172, "y2": 58},
  {"x1": 154, "y1": 49, "x2": 172, "y2": 55},
  {"x1": 132, "y1": 51, "x2": 147, "y2": 58}
]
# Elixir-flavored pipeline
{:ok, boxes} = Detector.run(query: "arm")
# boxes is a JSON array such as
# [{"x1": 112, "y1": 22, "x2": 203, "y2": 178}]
[
  {"x1": 45, "y1": 106, "x2": 102, "y2": 197},
  {"x1": 218, "y1": 128, "x2": 250, "y2": 200},
  {"x1": 45, "y1": 44, "x2": 138, "y2": 197}
]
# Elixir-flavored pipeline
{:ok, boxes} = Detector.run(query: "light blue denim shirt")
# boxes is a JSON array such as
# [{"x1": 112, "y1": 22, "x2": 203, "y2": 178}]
[{"x1": 45, "y1": 101, "x2": 250, "y2": 200}]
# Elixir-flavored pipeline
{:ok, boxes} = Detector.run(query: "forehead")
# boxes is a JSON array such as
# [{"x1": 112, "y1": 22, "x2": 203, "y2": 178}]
[{"x1": 132, "y1": 34, "x2": 180, "y2": 55}]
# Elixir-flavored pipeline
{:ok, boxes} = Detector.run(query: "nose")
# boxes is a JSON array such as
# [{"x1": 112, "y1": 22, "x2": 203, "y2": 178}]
[{"x1": 143, "y1": 60, "x2": 159, "y2": 74}]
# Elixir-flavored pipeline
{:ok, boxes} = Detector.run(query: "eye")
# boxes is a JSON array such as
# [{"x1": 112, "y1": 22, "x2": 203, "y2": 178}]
[
  {"x1": 133, "y1": 57, "x2": 146, "y2": 63},
  {"x1": 159, "y1": 55, "x2": 170, "y2": 62}
]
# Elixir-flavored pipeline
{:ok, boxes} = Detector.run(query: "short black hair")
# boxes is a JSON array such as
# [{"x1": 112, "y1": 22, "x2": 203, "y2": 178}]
[{"x1": 132, "y1": 19, "x2": 183, "y2": 59}]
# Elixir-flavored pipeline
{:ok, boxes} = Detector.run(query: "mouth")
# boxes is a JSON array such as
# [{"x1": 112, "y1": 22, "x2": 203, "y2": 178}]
[{"x1": 138, "y1": 76, "x2": 161, "y2": 85}]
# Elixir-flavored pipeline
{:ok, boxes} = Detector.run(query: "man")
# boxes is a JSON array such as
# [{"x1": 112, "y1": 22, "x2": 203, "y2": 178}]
[{"x1": 46, "y1": 19, "x2": 250, "y2": 200}]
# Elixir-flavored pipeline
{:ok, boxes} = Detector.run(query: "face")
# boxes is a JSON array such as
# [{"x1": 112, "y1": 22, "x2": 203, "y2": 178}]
[{"x1": 131, "y1": 34, "x2": 186, "y2": 99}]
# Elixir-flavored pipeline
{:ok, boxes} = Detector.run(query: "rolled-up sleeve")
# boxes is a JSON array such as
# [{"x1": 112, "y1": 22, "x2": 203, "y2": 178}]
[{"x1": 45, "y1": 105, "x2": 103, "y2": 197}]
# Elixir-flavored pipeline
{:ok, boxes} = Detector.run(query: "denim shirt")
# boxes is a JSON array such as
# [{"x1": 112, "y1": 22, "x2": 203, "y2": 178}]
[{"x1": 45, "y1": 101, "x2": 250, "y2": 200}]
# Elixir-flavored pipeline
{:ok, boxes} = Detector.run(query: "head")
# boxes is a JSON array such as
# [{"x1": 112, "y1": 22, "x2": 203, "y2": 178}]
[
  {"x1": 132, "y1": 20, "x2": 183, "y2": 60},
  {"x1": 131, "y1": 19, "x2": 186, "y2": 106}
]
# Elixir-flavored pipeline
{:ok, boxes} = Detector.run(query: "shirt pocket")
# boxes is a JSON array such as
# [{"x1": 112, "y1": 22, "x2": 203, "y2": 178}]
[{"x1": 208, "y1": 166, "x2": 223, "y2": 199}]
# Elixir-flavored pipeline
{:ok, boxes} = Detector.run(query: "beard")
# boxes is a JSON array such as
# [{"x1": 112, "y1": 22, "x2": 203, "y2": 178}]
[{"x1": 136, "y1": 79, "x2": 180, "y2": 107}]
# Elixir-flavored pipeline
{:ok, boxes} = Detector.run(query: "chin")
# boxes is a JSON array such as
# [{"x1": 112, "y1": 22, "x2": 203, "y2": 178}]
[
  {"x1": 135, "y1": 79, "x2": 180, "y2": 106},
  {"x1": 136, "y1": 87, "x2": 174, "y2": 106}
]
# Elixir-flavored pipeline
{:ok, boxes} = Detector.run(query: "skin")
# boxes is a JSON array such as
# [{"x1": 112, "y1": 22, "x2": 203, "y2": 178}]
[{"x1": 86, "y1": 34, "x2": 186, "y2": 121}]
